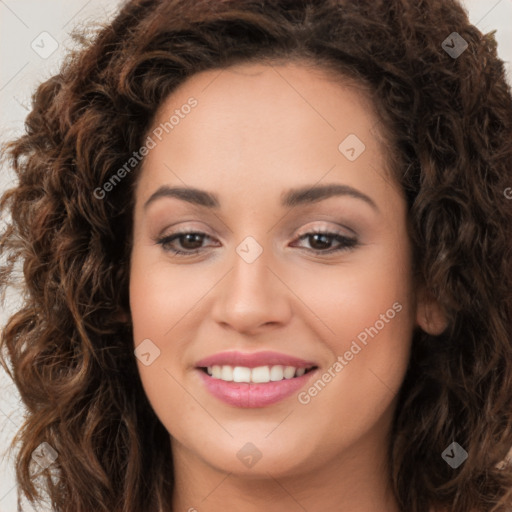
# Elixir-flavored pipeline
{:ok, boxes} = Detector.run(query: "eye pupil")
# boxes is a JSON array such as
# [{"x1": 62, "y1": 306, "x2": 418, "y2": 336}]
[
  {"x1": 309, "y1": 233, "x2": 331, "y2": 249},
  {"x1": 182, "y1": 233, "x2": 203, "y2": 249}
]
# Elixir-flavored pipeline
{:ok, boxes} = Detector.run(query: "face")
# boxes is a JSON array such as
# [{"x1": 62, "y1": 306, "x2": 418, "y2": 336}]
[{"x1": 129, "y1": 61, "x2": 434, "y2": 480}]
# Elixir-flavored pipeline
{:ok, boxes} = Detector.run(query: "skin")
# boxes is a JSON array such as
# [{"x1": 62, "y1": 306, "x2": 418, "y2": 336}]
[{"x1": 129, "y1": 60, "x2": 447, "y2": 512}]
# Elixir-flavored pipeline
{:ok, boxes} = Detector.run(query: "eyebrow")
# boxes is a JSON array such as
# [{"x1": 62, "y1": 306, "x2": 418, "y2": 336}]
[{"x1": 143, "y1": 183, "x2": 379, "y2": 212}]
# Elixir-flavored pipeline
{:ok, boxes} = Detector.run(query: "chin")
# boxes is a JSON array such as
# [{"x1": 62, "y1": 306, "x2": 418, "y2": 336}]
[{"x1": 186, "y1": 434, "x2": 316, "y2": 478}]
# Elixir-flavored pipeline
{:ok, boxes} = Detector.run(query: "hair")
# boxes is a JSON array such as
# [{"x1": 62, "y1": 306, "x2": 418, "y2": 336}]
[{"x1": 1, "y1": 0, "x2": 511, "y2": 511}]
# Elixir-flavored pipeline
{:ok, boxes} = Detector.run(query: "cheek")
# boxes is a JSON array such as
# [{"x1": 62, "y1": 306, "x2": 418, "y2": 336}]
[
  {"x1": 129, "y1": 245, "x2": 193, "y2": 342},
  {"x1": 129, "y1": 247, "x2": 211, "y2": 416},
  {"x1": 293, "y1": 239, "x2": 414, "y2": 350},
  {"x1": 291, "y1": 240, "x2": 415, "y2": 408},
  {"x1": 305, "y1": 248, "x2": 414, "y2": 415},
  {"x1": 129, "y1": 265, "x2": 191, "y2": 437},
  {"x1": 129, "y1": 249, "x2": 176, "y2": 401}
]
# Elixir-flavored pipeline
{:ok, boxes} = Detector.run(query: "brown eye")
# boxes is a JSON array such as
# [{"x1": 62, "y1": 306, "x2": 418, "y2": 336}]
[
  {"x1": 156, "y1": 232, "x2": 212, "y2": 255},
  {"x1": 155, "y1": 229, "x2": 358, "y2": 257},
  {"x1": 292, "y1": 230, "x2": 359, "y2": 254}
]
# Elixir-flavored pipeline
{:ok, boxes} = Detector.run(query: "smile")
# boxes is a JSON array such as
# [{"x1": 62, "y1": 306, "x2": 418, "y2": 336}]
[
  {"x1": 200, "y1": 364, "x2": 316, "y2": 383},
  {"x1": 194, "y1": 351, "x2": 319, "y2": 407}
]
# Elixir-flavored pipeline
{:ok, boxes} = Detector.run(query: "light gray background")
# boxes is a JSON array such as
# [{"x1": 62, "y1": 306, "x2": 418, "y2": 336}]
[{"x1": 1, "y1": 1, "x2": 511, "y2": 510}]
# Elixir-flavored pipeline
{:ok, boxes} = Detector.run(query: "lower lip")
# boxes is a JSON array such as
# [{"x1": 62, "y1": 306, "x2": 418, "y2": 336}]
[{"x1": 197, "y1": 369, "x2": 317, "y2": 408}]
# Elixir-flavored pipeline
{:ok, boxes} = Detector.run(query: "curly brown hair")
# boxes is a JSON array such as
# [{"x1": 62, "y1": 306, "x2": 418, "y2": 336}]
[{"x1": 1, "y1": 0, "x2": 512, "y2": 511}]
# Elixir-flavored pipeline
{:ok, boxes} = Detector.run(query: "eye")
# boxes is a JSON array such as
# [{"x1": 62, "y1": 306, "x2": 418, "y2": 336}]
[
  {"x1": 155, "y1": 231, "x2": 215, "y2": 255},
  {"x1": 291, "y1": 229, "x2": 358, "y2": 254},
  {"x1": 155, "y1": 228, "x2": 359, "y2": 256}
]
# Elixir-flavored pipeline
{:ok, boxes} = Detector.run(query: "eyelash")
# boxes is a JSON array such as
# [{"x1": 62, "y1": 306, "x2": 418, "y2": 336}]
[{"x1": 155, "y1": 228, "x2": 359, "y2": 256}]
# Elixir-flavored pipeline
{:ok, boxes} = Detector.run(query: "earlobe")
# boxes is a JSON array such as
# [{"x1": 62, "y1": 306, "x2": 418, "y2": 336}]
[{"x1": 415, "y1": 286, "x2": 448, "y2": 335}]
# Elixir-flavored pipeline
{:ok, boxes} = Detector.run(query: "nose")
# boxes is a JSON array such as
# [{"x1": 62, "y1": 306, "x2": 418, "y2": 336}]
[{"x1": 210, "y1": 243, "x2": 293, "y2": 335}]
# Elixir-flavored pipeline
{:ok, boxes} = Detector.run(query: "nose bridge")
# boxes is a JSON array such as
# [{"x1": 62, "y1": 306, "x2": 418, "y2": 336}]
[
  {"x1": 228, "y1": 235, "x2": 278, "y2": 307},
  {"x1": 211, "y1": 233, "x2": 291, "y2": 332}
]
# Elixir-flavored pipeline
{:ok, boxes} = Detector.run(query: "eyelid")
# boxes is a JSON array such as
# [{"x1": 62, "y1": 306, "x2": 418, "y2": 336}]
[
  {"x1": 156, "y1": 220, "x2": 356, "y2": 243},
  {"x1": 294, "y1": 221, "x2": 357, "y2": 238},
  {"x1": 154, "y1": 221, "x2": 359, "y2": 257}
]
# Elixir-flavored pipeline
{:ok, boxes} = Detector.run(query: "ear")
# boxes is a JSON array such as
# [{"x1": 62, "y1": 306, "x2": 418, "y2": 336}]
[{"x1": 415, "y1": 284, "x2": 448, "y2": 335}]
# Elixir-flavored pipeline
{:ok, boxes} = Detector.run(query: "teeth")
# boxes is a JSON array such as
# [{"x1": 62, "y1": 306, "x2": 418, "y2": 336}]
[
  {"x1": 251, "y1": 366, "x2": 270, "y2": 383},
  {"x1": 204, "y1": 365, "x2": 312, "y2": 383},
  {"x1": 270, "y1": 365, "x2": 284, "y2": 381},
  {"x1": 233, "y1": 366, "x2": 251, "y2": 383},
  {"x1": 283, "y1": 366, "x2": 296, "y2": 379},
  {"x1": 221, "y1": 365, "x2": 233, "y2": 381}
]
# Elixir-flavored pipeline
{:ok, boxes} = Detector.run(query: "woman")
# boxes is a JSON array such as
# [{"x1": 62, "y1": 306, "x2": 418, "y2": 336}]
[{"x1": 1, "y1": 0, "x2": 511, "y2": 511}]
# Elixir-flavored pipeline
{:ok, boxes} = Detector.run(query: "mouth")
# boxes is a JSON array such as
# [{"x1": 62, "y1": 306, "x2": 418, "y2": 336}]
[
  {"x1": 194, "y1": 351, "x2": 319, "y2": 407},
  {"x1": 198, "y1": 364, "x2": 318, "y2": 383}
]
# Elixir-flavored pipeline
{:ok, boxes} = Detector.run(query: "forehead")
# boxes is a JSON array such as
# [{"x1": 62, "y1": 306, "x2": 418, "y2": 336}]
[
  {"x1": 136, "y1": 61, "x2": 395, "y2": 204},
  {"x1": 152, "y1": 60, "x2": 379, "y2": 140}
]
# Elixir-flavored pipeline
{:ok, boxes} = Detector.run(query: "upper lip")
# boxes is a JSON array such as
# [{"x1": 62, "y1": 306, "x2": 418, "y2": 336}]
[{"x1": 195, "y1": 350, "x2": 317, "y2": 369}]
